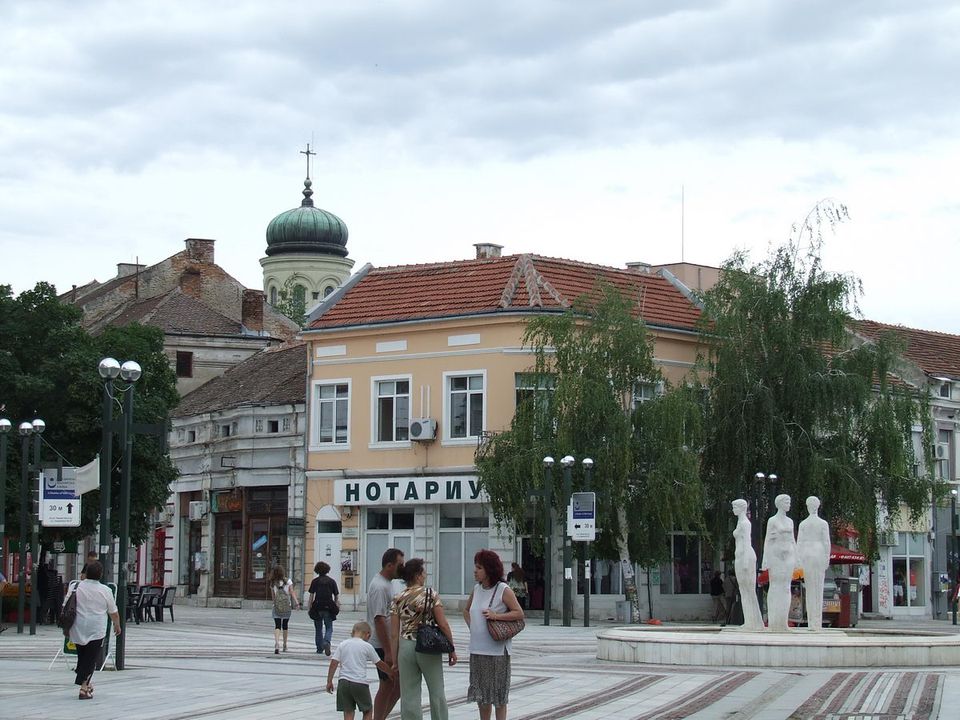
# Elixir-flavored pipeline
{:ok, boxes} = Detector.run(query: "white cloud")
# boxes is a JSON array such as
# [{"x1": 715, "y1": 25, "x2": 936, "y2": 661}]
[{"x1": 1, "y1": 0, "x2": 958, "y2": 332}]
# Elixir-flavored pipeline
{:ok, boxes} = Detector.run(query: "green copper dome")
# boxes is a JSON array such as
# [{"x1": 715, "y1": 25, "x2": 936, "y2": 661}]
[{"x1": 265, "y1": 178, "x2": 349, "y2": 258}]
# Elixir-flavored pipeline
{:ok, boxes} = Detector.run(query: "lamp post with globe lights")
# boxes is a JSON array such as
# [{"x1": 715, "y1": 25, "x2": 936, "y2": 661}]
[
  {"x1": 114, "y1": 359, "x2": 141, "y2": 671},
  {"x1": 0, "y1": 417, "x2": 11, "y2": 579},
  {"x1": 581, "y1": 457, "x2": 594, "y2": 627},
  {"x1": 560, "y1": 455, "x2": 575, "y2": 627},
  {"x1": 951, "y1": 488, "x2": 958, "y2": 626},
  {"x1": 541, "y1": 456, "x2": 554, "y2": 626},
  {"x1": 98, "y1": 357, "x2": 120, "y2": 581},
  {"x1": 16, "y1": 418, "x2": 43, "y2": 634}
]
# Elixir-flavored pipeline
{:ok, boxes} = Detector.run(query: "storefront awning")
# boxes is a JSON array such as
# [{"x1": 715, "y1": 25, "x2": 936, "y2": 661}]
[{"x1": 830, "y1": 544, "x2": 866, "y2": 564}]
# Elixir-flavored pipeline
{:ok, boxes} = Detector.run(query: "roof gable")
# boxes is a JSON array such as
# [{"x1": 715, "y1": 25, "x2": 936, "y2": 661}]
[{"x1": 854, "y1": 319, "x2": 960, "y2": 381}]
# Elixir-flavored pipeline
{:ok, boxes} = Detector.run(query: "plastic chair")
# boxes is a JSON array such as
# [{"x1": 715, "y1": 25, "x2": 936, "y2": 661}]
[{"x1": 157, "y1": 586, "x2": 176, "y2": 622}]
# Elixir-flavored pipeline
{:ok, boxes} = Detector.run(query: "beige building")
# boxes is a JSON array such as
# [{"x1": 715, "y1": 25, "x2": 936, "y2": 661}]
[{"x1": 301, "y1": 247, "x2": 705, "y2": 616}]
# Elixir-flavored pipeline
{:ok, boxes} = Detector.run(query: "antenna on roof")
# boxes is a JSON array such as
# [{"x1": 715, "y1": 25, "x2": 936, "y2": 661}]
[{"x1": 681, "y1": 184, "x2": 685, "y2": 263}]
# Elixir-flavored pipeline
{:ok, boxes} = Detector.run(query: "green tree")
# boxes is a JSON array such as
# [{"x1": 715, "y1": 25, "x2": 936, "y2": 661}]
[
  {"x1": 476, "y1": 282, "x2": 704, "y2": 606},
  {"x1": 274, "y1": 276, "x2": 307, "y2": 326},
  {"x1": 698, "y1": 203, "x2": 934, "y2": 553},
  {"x1": 0, "y1": 283, "x2": 178, "y2": 547}
]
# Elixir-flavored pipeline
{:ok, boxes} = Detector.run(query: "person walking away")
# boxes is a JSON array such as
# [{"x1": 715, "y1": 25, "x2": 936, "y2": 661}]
[
  {"x1": 80, "y1": 551, "x2": 98, "y2": 580},
  {"x1": 269, "y1": 565, "x2": 299, "y2": 654},
  {"x1": 309, "y1": 560, "x2": 340, "y2": 655},
  {"x1": 390, "y1": 558, "x2": 457, "y2": 720},
  {"x1": 710, "y1": 570, "x2": 725, "y2": 623},
  {"x1": 464, "y1": 550, "x2": 524, "y2": 720},
  {"x1": 722, "y1": 569, "x2": 737, "y2": 625},
  {"x1": 369, "y1": 548, "x2": 404, "y2": 720},
  {"x1": 327, "y1": 621, "x2": 394, "y2": 720},
  {"x1": 506, "y1": 563, "x2": 528, "y2": 610},
  {"x1": 66, "y1": 561, "x2": 120, "y2": 700},
  {"x1": 0, "y1": 570, "x2": 7, "y2": 633}
]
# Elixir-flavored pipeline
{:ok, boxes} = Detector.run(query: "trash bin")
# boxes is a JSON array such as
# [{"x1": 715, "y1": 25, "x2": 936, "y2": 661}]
[
  {"x1": 837, "y1": 578, "x2": 851, "y2": 628},
  {"x1": 616, "y1": 600, "x2": 632, "y2": 623}
]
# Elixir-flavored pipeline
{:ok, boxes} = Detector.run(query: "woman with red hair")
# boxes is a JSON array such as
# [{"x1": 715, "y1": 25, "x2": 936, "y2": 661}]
[{"x1": 463, "y1": 549, "x2": 525, "y2": 720}]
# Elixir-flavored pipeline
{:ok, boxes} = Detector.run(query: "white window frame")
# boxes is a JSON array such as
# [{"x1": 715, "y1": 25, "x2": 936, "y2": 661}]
[
  {"x1": 891, "y1": 532, "x2": 926, "y2": 609},
  {"x1": 442, "y1": 369, "x2": 486, "y2": 445},
  {"x1": 437, "y1": 504, "x2": 490, "y2": 595},
  {"x1": 370, "y1": 374, "x2": 413, "y2": 449},
  {"x1": 311, "y1": 378, "x2": 351, "y2": 450},
  {"x1": 632, "y1": 380, "x2": 663, "y2": 410}
]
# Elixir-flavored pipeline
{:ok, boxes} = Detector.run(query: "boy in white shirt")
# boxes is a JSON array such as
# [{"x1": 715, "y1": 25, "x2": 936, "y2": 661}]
[{"x1": 327, "y1": 621, "x2": 394, "y2": 720}]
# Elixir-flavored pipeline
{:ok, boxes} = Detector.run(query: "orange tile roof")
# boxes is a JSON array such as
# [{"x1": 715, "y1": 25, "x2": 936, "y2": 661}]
[
  {"x1": 854, "y1": 319, "x2": 960, "y2": 380},
  {"x1": 308, "y1": 254, "x2": 702, "y2": 332}
]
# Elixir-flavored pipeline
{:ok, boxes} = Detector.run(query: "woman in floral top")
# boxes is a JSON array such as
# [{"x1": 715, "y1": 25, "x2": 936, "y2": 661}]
[{"x1": 390, "y1": 557, "x2": 457, "y2": 720}]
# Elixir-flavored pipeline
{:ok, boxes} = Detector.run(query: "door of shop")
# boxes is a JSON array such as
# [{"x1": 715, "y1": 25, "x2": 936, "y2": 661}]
[
  {"x1": 214, "y1": 514, "x2": 243, "y2": 597},
  {"x1": 246, "y1": 517, "x2": 289, "y2": 600}
]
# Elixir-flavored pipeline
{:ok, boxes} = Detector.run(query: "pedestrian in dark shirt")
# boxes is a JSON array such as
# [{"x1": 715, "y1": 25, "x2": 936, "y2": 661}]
[{"x1": 710, "y1": 570, "x2": 725, "y2": 623}]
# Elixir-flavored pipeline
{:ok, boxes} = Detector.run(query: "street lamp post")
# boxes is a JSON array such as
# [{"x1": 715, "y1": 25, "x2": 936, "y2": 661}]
[
  {"x1": 560, "y1": 455, "x2": 574, "y2": 627},
  {"x1": 114, "y1": 359, "x2": 141, "y2": 671},
  {"x1": 950, "y1": 490, "x2": 960, "y2": 625},
  {"x1": 16, "y1": 420, "x2": 42, "y2": 634},
  {"x1": 0, "y1": 418, "x2": 11, "y2": 580},
  {"x1": 29, "y1": 419, "x2": 44, "y2": 636},
  {"x1": 582, "y1": 457, "x2": 593, "y2": 628},
  {"x1": 542, "y1": 457, "x2": 554, "y2": 626},
  {"x1": 98, "y1": 357, "x2": 120, "y2": 581}
]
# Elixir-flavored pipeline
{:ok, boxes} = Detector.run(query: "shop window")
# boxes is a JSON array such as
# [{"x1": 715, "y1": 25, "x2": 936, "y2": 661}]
[
  {"x1": 892, "y1": 532, "x2": 926, "y2": 608},
  {"x1": 446, "y1": 372, "x2": 485, "y2": 440},
  {"x1": 438, "y1": 504, "x2": 490, "y2": 595},
  {"x1": 364, "y1": 508, "x2": 414, "y2": 591},
  {"x1": 374, "y1": 377, "x2": 410, "y2": 443},
  {"x1": 660, "y1": 533, "x2": 710, "y2": 595},
  {"x1": 176, "y1": 351, "x2": 194, "y2": 378},
  {"x1": 314, "y1": 381, "x2": 350, "y2": 445}
]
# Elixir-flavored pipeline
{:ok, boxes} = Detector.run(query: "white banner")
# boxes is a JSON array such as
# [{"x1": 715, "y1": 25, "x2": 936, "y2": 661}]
[{"x1": 75, "y1": 456, "x2": 100, "y2": 494}]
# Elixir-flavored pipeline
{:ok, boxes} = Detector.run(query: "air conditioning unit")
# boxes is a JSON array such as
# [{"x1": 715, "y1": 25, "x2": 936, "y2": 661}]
[
  {"x1": 936, "y1": 444, "x2": 948, "y2": 459},
  {"x1": 409, "y1": 418, "x2": 437, "y2": 441},
  {"x1": 877, "y1": 530, "x2": 899, "y2": 547},
  {"x1": 188, "y1": 501, "x2": 208, "y2": 521}
]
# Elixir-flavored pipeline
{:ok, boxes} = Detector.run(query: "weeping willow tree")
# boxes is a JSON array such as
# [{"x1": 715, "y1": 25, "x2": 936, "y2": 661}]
[
  {"x1": 476, "y1": 282, "x2": 705, "y2": 607},
  {"x1": 699, "y1": 203, "x2": 936, "y2": 553}
]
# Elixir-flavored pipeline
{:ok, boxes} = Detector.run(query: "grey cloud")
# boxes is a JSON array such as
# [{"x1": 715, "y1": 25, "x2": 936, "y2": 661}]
[{"x1": 2, "y1": 0, "x2": 958, "y2": 175}]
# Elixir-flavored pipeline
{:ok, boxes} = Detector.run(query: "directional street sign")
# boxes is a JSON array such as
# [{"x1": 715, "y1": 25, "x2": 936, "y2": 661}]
[
  {"x1": 40, "y1": 468, "x2": 81, "y2": 527},
  {"x1": 567, "y1": 491, "x2": 596, "y2": 541}
]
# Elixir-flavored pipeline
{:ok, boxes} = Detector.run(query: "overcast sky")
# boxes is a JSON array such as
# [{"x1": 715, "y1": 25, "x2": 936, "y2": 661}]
[{"x1": 2, "y1": 1, "x2": 957, "y2": 331}]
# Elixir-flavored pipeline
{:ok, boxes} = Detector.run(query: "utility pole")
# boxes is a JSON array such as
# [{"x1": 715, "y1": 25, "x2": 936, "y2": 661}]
[{"x1": 542, "y1": 457, "x2": 554, "y2": 626}]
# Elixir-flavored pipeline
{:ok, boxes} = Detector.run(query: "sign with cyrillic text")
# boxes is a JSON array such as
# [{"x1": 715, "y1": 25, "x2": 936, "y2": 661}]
[{"x1": 334, "y1": 477, "x2": 487, "y2": 506}]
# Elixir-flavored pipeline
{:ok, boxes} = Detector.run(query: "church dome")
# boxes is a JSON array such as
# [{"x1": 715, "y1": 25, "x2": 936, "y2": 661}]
[{"x1": 264, "y1": 178, "x2": 349, "y2": 258}]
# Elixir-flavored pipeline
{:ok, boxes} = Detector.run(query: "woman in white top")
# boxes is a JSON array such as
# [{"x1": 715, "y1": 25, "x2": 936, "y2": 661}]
[
  {"x1": 463, "y1": 550, "x2": 524, "y2": 720},
  {"x1": 67, "y1": 561, "x2": 120, "y2": 700}
]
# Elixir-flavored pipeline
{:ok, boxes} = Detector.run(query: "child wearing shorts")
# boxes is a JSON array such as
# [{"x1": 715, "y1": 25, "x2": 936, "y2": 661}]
[{"x1": 326, "y1": 621, "x2": 393, "y2": 720}]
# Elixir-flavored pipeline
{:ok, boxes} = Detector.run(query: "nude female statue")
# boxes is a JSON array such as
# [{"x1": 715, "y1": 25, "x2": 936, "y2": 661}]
[
  {"x1": 762, "y1": 494, "x2": 797, "y2": 632},
  {"x1": 731, "y1": 499, "x2": 764, "y2": 631},
  {"x1": 797, "y1": 496, "x2": 831, "y2": 631}
]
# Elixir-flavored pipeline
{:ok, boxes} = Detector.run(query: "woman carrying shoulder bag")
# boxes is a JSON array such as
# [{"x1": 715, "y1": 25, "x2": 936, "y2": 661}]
[
  {"x1": 464, "y1": 549, "x2": 525, "y2": 720},
  {"x1": 390, "y1": 558, "x2": 457, "y2": 720},
  {"x1": 269, "y1": 565, "x2": 299, "y2": 654}
]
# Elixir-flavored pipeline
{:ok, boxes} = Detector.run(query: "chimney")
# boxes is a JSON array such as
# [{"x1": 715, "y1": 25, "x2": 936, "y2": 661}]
[
  {"x1": 185, "y1": 238, "x2": 216, "y2": 264},
  {"x1": 625, "y1": 262, "x2": 652, "y2": 273},
  {"x1": 474, "y1": 243, "x2": 503, "y2": 260},
  {"x1": 116, "y1": 263, "x2": 146, "y2": 278},
  {"x1": 242, "y1": 289, "x2": 265, "y2": 333}
]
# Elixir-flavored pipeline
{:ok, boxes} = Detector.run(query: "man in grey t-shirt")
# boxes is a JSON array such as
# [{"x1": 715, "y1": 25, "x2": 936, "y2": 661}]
[{"x1": 368, "y1": 548, "x2": 404, "y2": 720}]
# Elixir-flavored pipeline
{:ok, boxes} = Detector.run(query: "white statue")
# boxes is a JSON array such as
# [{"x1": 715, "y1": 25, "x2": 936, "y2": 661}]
[
  {"x1": 762, "y1": 494, "x2": 797, "y2": 632},
  {"x1": 797, "y1": 496, "x2": 831, "y2": 631},
  {"x1": 731, "y1": 499, "x2": 764, "y2": 631}
]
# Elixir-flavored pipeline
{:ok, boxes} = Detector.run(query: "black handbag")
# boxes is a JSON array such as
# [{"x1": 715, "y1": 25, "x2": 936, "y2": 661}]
[{"x1": 414, "y1": 588, "x2": 453, "y2": 654}]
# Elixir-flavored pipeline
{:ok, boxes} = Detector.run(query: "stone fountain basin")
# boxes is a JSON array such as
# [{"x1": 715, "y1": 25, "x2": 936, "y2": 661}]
[{"x1": 597, "y1": 625, "x2": 960, "y2": 667}]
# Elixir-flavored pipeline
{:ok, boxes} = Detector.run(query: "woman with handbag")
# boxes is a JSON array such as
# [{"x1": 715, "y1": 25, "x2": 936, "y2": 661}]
[
  {"x1": 308, "y1": 561, "x2": 340, "y2": 655},
  {"x1": 390, "y1": 557, "x2": 457, "y2": 720},
  {"x1": 463, "y1": 549, "x2": 525, "y2": 720},
  {"x1": 269, "y1": 565, "x2": 299, "y2": 654}
]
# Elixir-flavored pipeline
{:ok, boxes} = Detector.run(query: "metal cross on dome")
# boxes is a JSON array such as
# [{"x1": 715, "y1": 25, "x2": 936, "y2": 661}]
[{"x1": 300, "y1": 143, "x2": 316, "y2": 180}]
